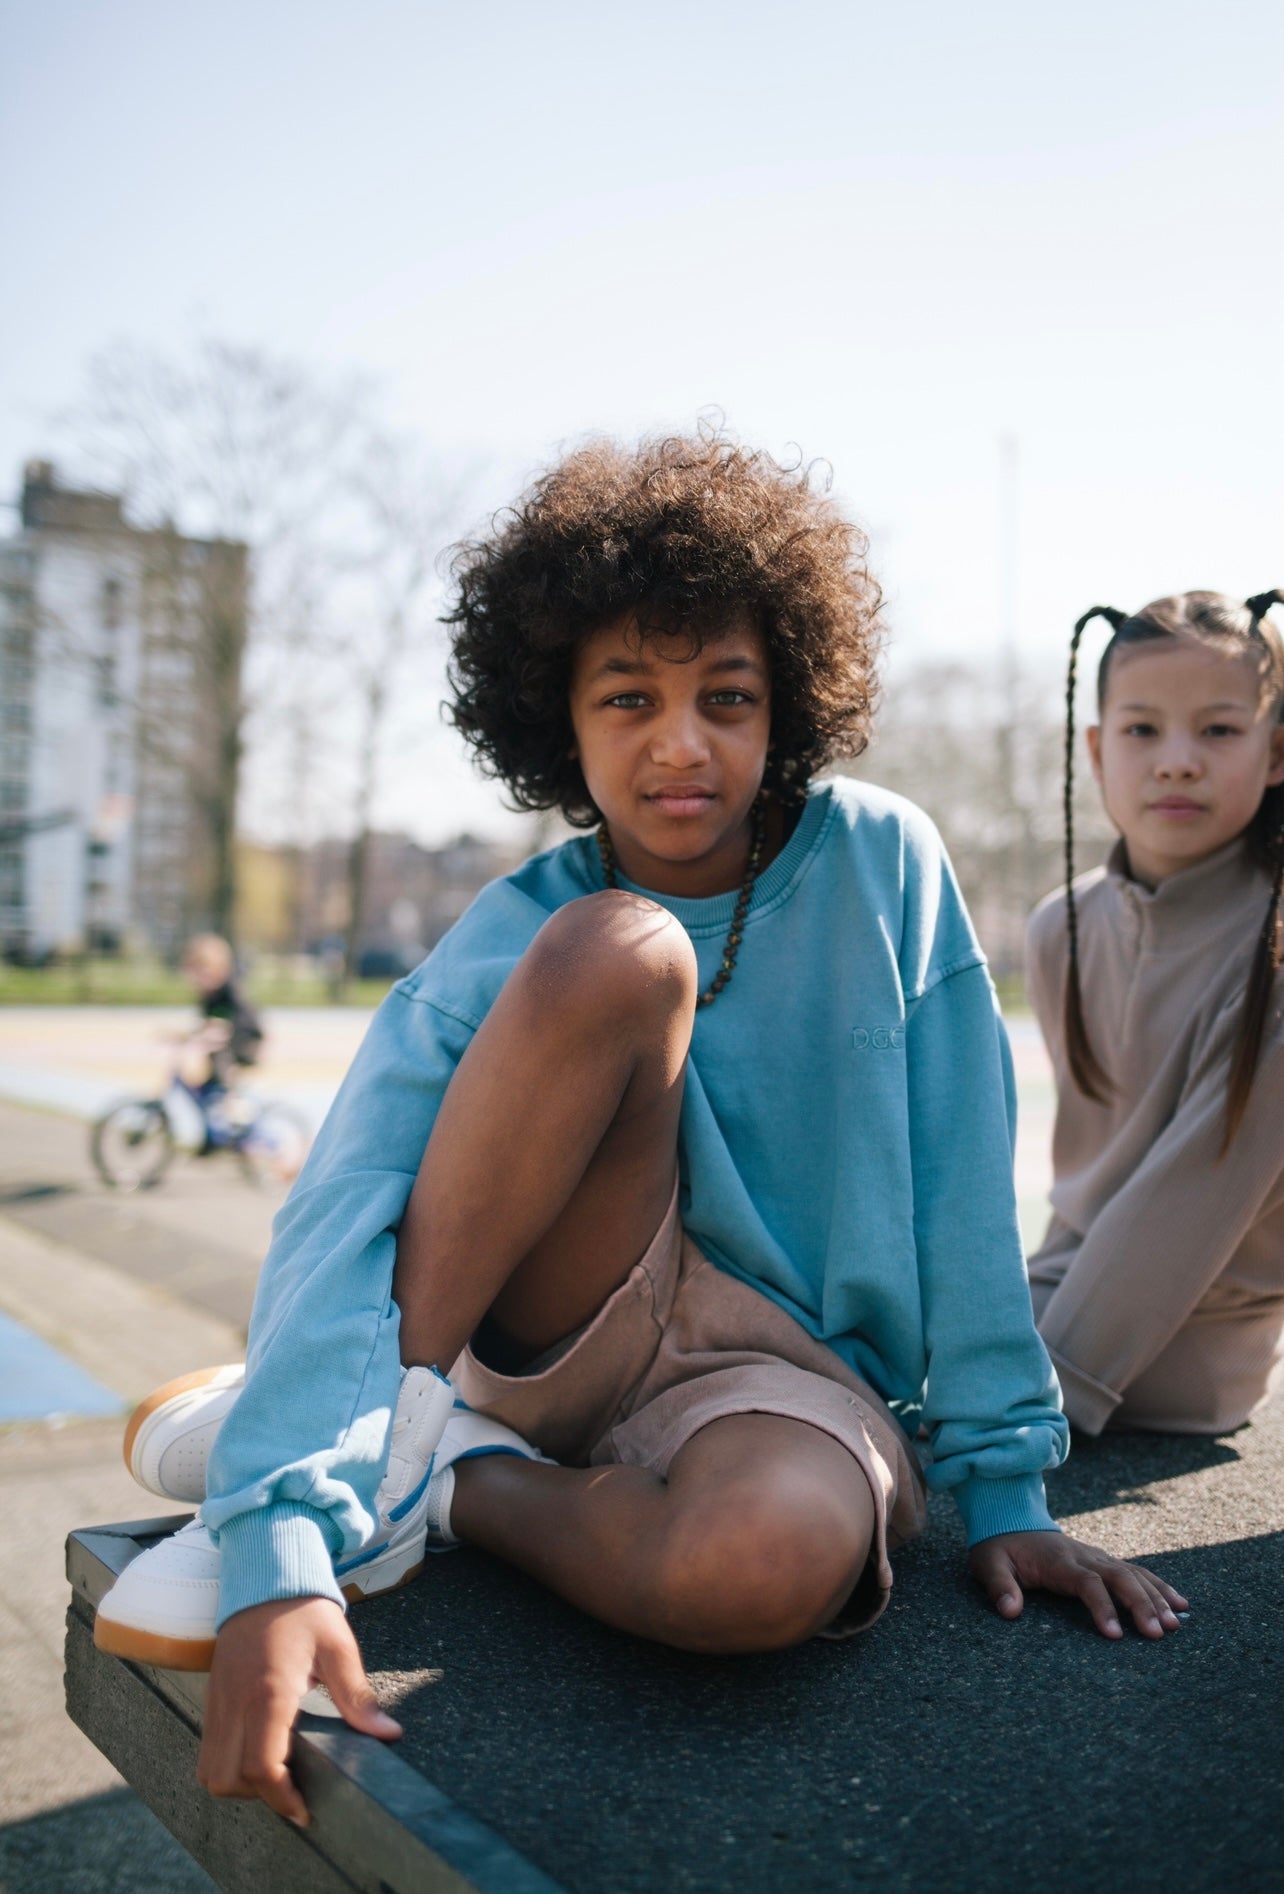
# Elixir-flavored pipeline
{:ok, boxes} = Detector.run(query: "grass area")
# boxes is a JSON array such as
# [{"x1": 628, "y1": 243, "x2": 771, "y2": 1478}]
[
  {"x1": 0, "y1": 958, "x2": 396, "y2": 1010},
  {"x1": 2, "y1": 959, "x2": 1030, "y2": 1015},
  {"x1": 993, "y1": 972, "x2": 1030, "y2": 1015}
]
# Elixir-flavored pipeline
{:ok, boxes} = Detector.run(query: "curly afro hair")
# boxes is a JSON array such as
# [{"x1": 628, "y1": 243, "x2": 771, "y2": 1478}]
[{"x1": 443, "y1": 424, "x2": 885, "y2": 826}]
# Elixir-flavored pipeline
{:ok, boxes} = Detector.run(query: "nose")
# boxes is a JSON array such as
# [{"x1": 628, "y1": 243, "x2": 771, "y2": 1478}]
[
  {"x1": 1154, "y1": 734, "x2": 1202, "y2": 780},
  {"x1": 650, "y1": 703, "x2": 711, "y2": 770}
]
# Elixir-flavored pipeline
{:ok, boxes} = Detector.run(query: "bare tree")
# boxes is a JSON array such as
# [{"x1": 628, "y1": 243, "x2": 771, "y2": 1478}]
[
  {"x1": 58, "y1": 338, "x2": 369, "y2": 942},
  {"x1": 333, "y1": 433, "x2": 468, "y2": 985},
  {"x1": 847, "y1": 656, "x2": 1115, "y2": 980}
]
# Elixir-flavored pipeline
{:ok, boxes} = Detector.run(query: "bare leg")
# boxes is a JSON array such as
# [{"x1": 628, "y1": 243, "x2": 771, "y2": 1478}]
[
  {"x1": 392, "y1": 895, "x2": 875, "y2": 1652},
  {"x1": 393, "y1": 890, "x2": 697, "y2": 1371},
  {"x1": 451, "y1": 1413, "x2": 878, "y2": 1653}
]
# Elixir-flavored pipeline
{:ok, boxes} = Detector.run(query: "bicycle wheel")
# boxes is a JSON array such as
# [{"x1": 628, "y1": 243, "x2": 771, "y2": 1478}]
[
  {"x1": 90, "y1": 1099, "x2": 175, "y2": 1191},
  {"x1": 235, "y1": 1101, "x2": 311, "y2": 1187}
]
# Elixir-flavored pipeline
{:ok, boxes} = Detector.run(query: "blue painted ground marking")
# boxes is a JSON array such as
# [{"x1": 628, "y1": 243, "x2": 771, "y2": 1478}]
[{"x1": 0, "y1": 1311, "x2": 123, "y2": 1421}]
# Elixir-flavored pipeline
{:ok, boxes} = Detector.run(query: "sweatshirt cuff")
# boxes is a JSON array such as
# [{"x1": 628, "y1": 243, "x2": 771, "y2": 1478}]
[
  {"x1": 213, "y1": 1501, "x2": 346, "y2": 1630},
  {"x1": 952, "y1": 1472, "x2": 1060, "y2": 1546},
  {"x1": 1045, "y1": 1349, "x2": 1122, "y2": 1437}
]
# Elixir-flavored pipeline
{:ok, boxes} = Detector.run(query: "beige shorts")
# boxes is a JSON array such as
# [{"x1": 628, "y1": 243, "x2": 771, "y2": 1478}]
[{"x1": 453, "y1": 1186, "x2": 927, "y2": 1633}]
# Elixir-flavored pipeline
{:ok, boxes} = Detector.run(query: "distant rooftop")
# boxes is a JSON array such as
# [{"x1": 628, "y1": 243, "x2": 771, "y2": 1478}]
[
  {"x1": 19, "y1": 461, "x2": 126, "y2": 535},
  {"x1": 15, "y1": 462, "x2": 246, "y2": 568}
]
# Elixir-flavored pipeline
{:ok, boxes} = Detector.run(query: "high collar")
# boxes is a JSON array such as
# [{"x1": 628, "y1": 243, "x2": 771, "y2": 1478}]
[{"x1": 1104, "y1": 834, "x2": 1270, "y2": 952}]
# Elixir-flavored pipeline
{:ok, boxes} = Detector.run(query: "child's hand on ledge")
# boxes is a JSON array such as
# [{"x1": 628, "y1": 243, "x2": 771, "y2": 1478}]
[
  {"x1": 968, "y1": 1531, "x2": 1188, "y2": 1640},
  {"x1": 198, "y1": 1597, "x2": 402, "y2": 1825}
]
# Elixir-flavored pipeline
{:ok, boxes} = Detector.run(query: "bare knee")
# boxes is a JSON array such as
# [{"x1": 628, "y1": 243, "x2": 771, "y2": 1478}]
[
  {"x1": 523, "y1": 892, "x2": 698, "y2": 1027},
  {"x1": 651, "y1": 1472, "x2": 873, "y2": 1654}
]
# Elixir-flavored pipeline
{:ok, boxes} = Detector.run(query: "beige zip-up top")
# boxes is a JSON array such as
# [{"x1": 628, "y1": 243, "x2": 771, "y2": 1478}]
[{"x1": 1025, "y1": 837, "x2": 1284, "y2": 1436}]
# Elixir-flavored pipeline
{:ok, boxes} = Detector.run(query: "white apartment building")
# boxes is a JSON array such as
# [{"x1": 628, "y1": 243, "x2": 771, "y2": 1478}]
[{"x1": 0, "y1": 463, "x2": 247, "y2": 960}]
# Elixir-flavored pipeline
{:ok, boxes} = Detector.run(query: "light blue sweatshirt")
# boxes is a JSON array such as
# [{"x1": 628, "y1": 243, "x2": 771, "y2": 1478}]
[{"x1": 205, "y1": 779, "x2": 1068, "y2": 1625}]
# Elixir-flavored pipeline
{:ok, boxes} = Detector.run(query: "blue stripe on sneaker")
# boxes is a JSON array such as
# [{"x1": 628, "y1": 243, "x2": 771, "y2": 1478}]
[
  {"x1": 334, "y1": 1537, "x2": 391, "y2": 1576},
  {"x1": 387, "y1": 1467, "x2": 433, "y2": 1524}
]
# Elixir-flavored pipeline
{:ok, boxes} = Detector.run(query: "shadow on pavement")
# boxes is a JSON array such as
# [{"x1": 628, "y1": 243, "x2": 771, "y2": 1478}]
[
  {"x1": 0, "y1": 1788, "x2": 214, "y2": 1893},
  {"x1": 1044, "y1": 1427, "x2": 1244, "y2": 1517}
]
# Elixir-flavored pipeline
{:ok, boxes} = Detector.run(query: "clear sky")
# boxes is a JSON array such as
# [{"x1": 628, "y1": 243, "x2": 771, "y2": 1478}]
[{"x1": 2, "y1": 0, "x2": 1281, "y2": 843}]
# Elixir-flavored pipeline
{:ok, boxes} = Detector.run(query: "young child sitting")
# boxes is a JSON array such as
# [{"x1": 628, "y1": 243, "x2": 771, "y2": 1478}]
[
  {"x1": 1026, "y1": 590, "x2": 1284, "y2": 1434},
  {"x1": 96, "y1": 431, "x2": 1185, "y2": 1828}
]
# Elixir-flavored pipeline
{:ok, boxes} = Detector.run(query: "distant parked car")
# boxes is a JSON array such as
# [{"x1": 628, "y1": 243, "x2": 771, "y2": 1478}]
[{"x1": 355, "y1": 944, "x2": 424, "y2": 980}]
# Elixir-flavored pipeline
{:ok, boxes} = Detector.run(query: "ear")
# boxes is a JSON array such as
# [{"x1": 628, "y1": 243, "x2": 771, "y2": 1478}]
[
  {"x1": 1266, "y1": 720, "x2": 1284, "y2": 788},
  {"x1": 1085, "y1": 724, "x2": 1104, "y2": 785}
]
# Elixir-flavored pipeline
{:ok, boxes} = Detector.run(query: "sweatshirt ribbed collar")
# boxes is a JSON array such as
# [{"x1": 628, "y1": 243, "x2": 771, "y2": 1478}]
[
  {"x1": 1105, "y1": 834, "x2": 1270, "y2": 953},
  {"x1": 586, "y1": 784, "x2": 834, "y2": 936}
]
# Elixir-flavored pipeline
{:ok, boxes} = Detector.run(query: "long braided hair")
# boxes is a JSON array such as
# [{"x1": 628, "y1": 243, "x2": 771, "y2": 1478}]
[{"x1": 1062, "y1": 589, "x2": 1284, "y2": 1145}]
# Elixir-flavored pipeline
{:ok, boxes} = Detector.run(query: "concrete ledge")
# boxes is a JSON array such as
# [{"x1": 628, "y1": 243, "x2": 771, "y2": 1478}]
[
  {"x1": 64, "y1": 1405, "x2": 1284, "y2": 1892},
  {"x1": 64, "y1": 1522, "x2": 563, "y2": 1894}
]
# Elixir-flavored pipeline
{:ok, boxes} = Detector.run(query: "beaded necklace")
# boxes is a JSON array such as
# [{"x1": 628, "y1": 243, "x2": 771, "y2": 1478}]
[{"x1": 595, "y1": 802, "x2": 766, "y2": 1007}]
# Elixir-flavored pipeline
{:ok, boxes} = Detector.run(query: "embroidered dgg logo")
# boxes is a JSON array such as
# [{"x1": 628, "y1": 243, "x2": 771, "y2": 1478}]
[{"x1": 851, "y1": 1026, "x2": 906, "y2": 1050}]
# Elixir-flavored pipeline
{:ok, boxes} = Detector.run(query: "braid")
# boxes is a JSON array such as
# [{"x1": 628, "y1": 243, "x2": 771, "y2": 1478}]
[
  {"x1": 1063, "y1": 605, "x2": 1127, "y2": 1103},
  {"x1": 1222, "y1": 589, "x2": 1284, "y2": 1147},
  {"x1": 1224, "y1": 819, "x2": 1284, "y2": 1148}
]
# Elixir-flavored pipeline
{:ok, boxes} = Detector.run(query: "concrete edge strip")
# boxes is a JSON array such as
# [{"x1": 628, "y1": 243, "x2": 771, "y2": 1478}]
[{"x1": 66, "y1": 1522, "x2": 566, "y2": 1894}]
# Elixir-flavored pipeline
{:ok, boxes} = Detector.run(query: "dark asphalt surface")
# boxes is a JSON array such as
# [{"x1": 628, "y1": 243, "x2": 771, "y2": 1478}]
[{"x1": 353, "y1": 1400, "x2": 1284, "y2": 1894}]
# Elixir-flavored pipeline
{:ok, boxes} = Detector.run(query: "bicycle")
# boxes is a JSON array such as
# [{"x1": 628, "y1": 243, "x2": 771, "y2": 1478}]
[{"x1": 90, "y1": 1068, "x2": 311, "y2": 1192}]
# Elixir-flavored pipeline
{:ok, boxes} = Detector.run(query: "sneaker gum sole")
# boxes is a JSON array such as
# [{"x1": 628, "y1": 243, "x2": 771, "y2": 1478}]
[
  {"x1": 93, "y1": 1552, "x2": 428, "y2": 1670},
  {"x1": 122, "y1": 1364, "x2": 242, "y2": 1477},
  {"x1": 93, "y1": 1616, "x2": 217, "y2": 1673},
  {"x1": 338, "y1": 1553, "x2": 424, "y2": 1598}
]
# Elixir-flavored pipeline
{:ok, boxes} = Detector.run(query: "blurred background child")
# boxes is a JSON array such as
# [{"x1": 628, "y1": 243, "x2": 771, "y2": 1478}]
[
  {"x1": 1026, "y1": 590, "x2": 1284, "y2": 1435},
  {"x1": 173, "y1": 934, "x2": 264, "y2": 1122}
]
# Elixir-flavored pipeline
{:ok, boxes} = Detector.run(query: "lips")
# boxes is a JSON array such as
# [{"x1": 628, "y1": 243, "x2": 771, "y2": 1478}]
[
  {"x1": 645, "y1": 785, "x2": 716, "y2": 817},
  {"x1": 1148, "y1": 798, "x2": 1207, "y2": 816}
]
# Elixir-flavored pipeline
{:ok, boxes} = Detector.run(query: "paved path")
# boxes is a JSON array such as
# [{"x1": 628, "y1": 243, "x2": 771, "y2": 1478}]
[
  {"x1": 0, "y1": 1101, "x2": 278, "y2": 1340},
  {"x1": 0, "y1": 1002, "x2": 370, "y2": 1128},
  {"x1": 0, "y1": 1098, "x2": 260, "y2": 1889}
]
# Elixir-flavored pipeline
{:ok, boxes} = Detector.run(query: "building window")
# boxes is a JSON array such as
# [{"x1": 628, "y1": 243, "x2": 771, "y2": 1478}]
[{"x1": 102, "y1": 576, "x2": 124, "y2": 631}]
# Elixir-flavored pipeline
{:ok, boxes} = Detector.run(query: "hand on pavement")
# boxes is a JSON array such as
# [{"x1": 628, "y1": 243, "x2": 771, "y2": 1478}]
[
  {"x1": 969, "y1": 1530, "x2": 1188, "y2": 1640},
  {"x1": 198, "y1": 1596, "x2": 401, "y2": 1826}
]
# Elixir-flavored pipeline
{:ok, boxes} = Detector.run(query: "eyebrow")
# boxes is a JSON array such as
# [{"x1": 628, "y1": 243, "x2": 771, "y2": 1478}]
[
  {"x1": 585, "y1": 653, "x2": 767, "y2": 684},
  {"x1": 1113, "y1": 699, "x2": 1254, "y2": 714}
]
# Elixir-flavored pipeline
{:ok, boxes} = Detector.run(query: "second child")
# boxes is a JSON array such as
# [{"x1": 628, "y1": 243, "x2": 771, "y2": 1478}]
[{"x1": 1027, "y1": 589, "x2": 1284, "y2": 1434}]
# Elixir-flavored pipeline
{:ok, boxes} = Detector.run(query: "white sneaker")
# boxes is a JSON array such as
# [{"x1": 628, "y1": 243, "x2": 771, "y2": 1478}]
[
  {"x1": 92, "y1": 1516, "x2": 223, "y2": 1671},
  {"x1": 123, "y1": 1364, "x2": 246, "y2": 1503},
  {"x1": 332, "y1": 1374, "x2": 470, "y2": 1600},
  {"x1": 94, "y1": 1365, "x2": 457, "y2": 1671}
]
